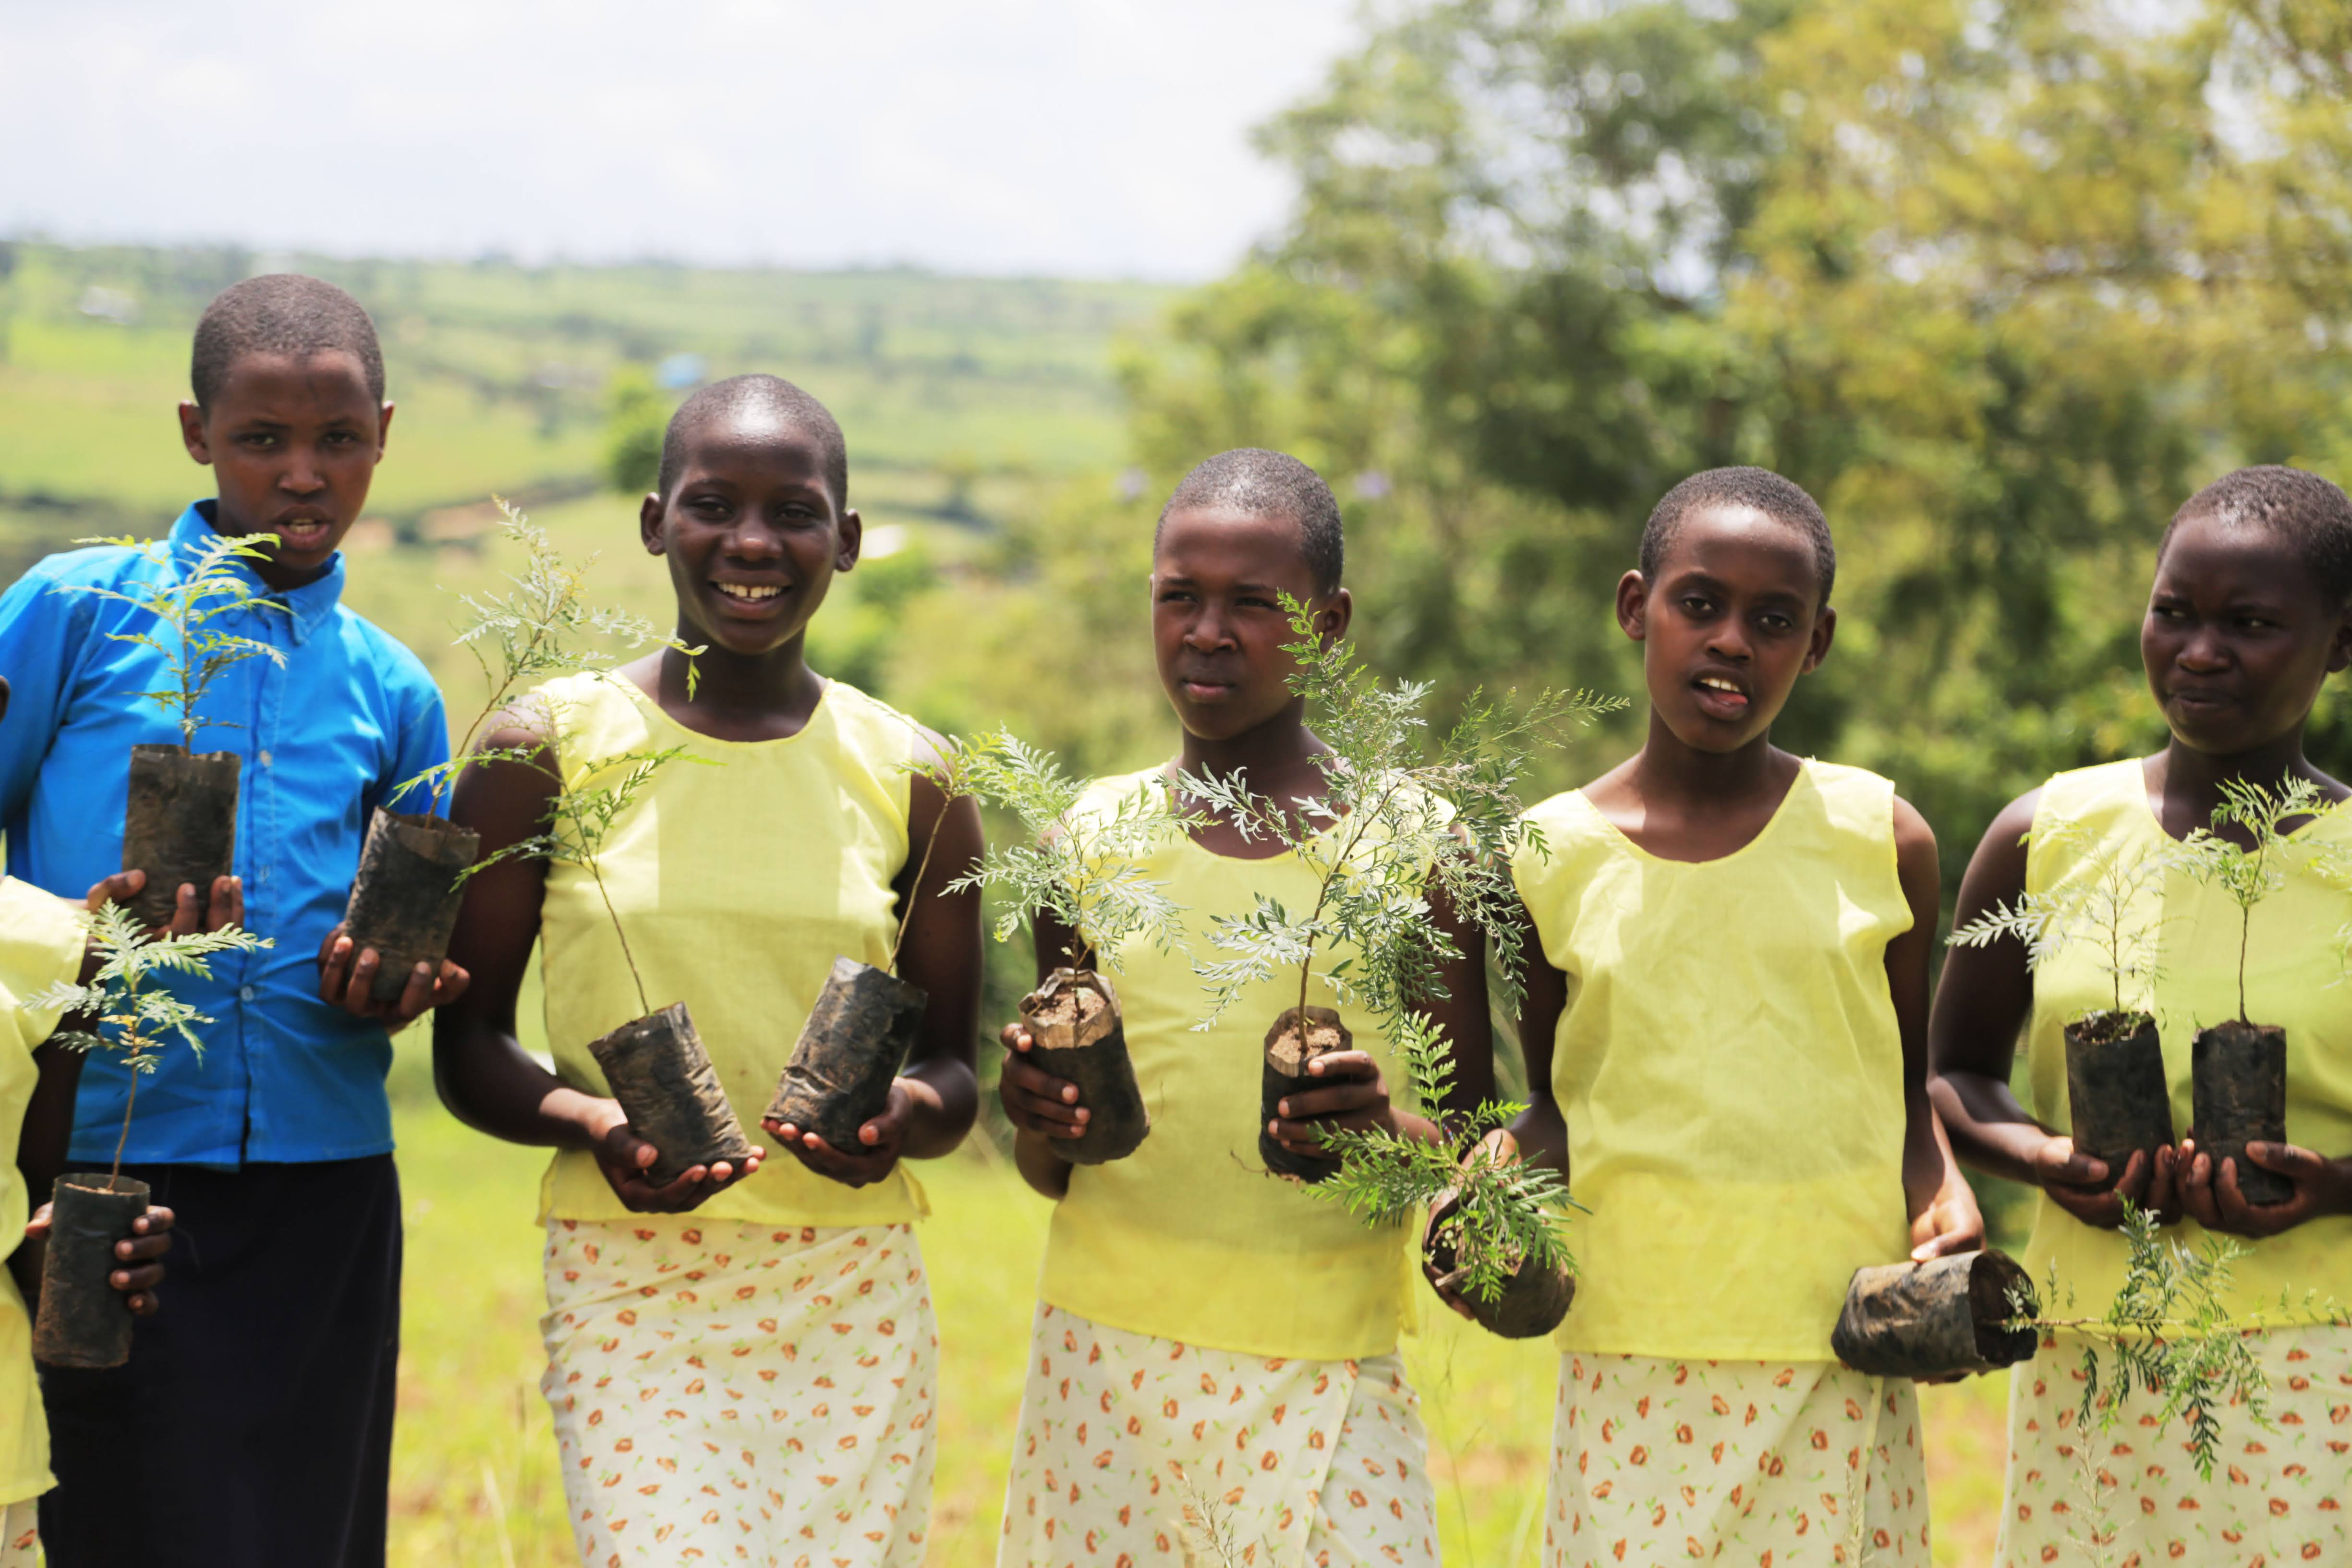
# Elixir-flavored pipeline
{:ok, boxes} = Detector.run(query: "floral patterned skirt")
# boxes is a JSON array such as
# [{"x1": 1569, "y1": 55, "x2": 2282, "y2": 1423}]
[
  {"x1": 997, "y1": 1304, "x2": 1439, "y2": 1567},
  {"x1": 1995, "y1": 1323, "x2": 2352, "y2": 1567},
  {"x1": 540, "y1": 1217, "x2": 937, "y2": 1568},
  {"x1": 1, "y1": 1500, "x2": 34, "y2": 1568},
  {"x1": 1545, "y1": 1352, "x2": 1930, "y2": 1567}
]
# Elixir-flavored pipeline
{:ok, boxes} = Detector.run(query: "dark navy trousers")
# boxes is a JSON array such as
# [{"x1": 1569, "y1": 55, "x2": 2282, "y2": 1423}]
[{"x1": 39, "y1": 1155, "x2": 401, "y2": 1568}]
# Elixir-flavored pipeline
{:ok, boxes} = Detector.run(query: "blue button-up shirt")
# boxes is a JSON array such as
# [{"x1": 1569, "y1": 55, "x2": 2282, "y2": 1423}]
[{"x1": 0, "y1": 503, "x2": 448, "y2": 1167}]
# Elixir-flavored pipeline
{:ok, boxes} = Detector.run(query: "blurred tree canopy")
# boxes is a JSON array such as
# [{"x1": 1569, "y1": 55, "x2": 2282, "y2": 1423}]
[{"x1": 952, "y1": 0, "x2": 2352, "y2": 894}]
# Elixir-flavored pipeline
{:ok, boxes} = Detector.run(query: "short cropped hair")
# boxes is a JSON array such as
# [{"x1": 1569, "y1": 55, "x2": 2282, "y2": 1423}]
[
  {"x1": 2165, "y1": 465, "x2": 2352, "y2": 608},
  {"x1": 1639, "y1": 466, "x2": 1836, "y2": 604},
  {"x1": 190, "y1": 274, "x2": 386, "y2": 411},
  {"x1": 1155, "y1": 449, "x2": 1344, "y2": 594},
  {"x1": 657, "y1": 374, "x2": 849, "y2": 510}
]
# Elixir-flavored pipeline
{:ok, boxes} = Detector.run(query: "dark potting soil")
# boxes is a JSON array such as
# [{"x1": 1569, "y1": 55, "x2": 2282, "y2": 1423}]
[
  {"x1": 1831, "y1": 1249, "x2": 2038, "y2": 1379},
  {"x1": 1424, "y1": 1226, "x2": 1575, "y2": 1340},
  {"x1": 2191, "y1": 1021, "x2": 2292, "y2": 1207},
  {"x1": 2063, "y1": 1012, "x2": 2172, "y2": 1186},
  {"x1": 343, "y1": 808, "x2": 480, "y2": 1003},
  {"x1": 1020, "y1": 968, "x2": 1148, "y2": 1165},
  {"x1": 767, "y1": 957, "x2": 927, "y2": 1150},
  {"x1": 32, "y1": 1174, "x2": 150, "y2": 1370},
  {"x1": 587, "y1": 1002, "x2": 757, "y2": 1184},
  {"x1": 121, "y1": 745, "x2": 239, "y2": 931},
  {"x1": 1260, "y1": 1006, "x2": 1351, "y2": 1182}
]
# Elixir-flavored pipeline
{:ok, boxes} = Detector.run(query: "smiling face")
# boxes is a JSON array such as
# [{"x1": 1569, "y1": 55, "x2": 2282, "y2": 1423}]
[
  {"x1": 1620, "y1": 502, "x2": 1834, "y2": 753},
  {"x1": 641, "y1": 409, "x2": 859, "y2": 657},
  {"x1": 178, "y1": 349, "x2": 391, "y2": 588},
  {"x1": 2142, "y1": 509, "x2": 2352, "y2": 758},
  {"x1": 1151, "y1": 505, "x2": 1349, "y2": 742}
]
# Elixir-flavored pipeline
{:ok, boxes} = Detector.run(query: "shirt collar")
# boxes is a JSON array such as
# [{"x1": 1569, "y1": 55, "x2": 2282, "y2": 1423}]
[{"x1": 172, "y1": 502, "x2": 346, "y2": 645}]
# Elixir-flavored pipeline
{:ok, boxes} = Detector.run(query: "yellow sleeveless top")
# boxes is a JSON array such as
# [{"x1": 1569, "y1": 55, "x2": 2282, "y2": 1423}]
[
  {"x1": 1038, "y1": 769, "x2": 1419, "y2": 1361},
  {"x1": 533, "y1": 672, "x2": 926, "y2": 1227},
  {"x1": 2021, "y1": 760, "x2": 2352, "y2": 1322},
  {"x1": 1514, "y1": 760, "x2": 1916, "y2": 1360},
  {"x1": 0, "y1": 875, "x2": 89, "y2": 1506}
]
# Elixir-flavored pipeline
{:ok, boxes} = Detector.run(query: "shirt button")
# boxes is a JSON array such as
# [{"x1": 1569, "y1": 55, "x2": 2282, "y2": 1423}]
[
  {"x1": 259, "y1": 750, "x2": 273, "y2": 767},
  {"x1": 239, "y1": 985, "x2": 257, "y2": 1002}
]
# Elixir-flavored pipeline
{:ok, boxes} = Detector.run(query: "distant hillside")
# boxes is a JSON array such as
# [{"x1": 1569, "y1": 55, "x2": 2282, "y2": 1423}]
[
  {"x1": 0, "y1": 240, "x2": 1178, "y2": 717},
  {"x1": 0, "y1": 240, "x2": 1172, "y2": 541}
]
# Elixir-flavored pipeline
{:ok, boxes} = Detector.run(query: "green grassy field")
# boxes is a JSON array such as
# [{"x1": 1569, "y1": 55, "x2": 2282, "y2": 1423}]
[
  {"x1": 384, "y1": 1032, "x2": 2013, "y2": 1568},
  {"x1": 5, "y1": 238, "x2": 2022, "y2": 1563}
]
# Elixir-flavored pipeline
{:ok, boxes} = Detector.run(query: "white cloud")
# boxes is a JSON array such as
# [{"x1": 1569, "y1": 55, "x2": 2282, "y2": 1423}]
[{"x1": 0, "y1": 0, "x2": 1358, "y2": 280}]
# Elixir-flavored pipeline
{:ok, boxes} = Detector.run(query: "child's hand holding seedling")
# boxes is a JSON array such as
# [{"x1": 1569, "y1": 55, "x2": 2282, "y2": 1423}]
[
  {"x1": 934, "y1": 735, "x2": 1184, "y2": 1175},
  {"x1": 73, "y1": 868, "x2": 245, "y2": 953},
  {"x1": 2180, "y1": 1138, "x2": 2352, "y2": 1236},
  {"x1": 578, "y1": 1102, "x2": 762, "y2": 1215},
  {"x1": 315, "y1": 925, "x2": 471, "y2": 1028}
]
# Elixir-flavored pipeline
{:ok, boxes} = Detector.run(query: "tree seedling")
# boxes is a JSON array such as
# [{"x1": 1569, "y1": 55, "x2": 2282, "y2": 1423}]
[
  {"x1": 57, "y1": 531, "x2": 287, "y2": 930},
  {"x1": 763, "y1": 729, "x2": 981, "y2": 1154},
  {"x1": 2175, "y1": 777, "x2": 2336, "y2": 1205},
  {"x1": 930, "y1": 729, "x2": 1196, "y2": 1164},
  {"x1": 2013, "y1": 1205, "x2": 2348, "y2": 1565},
  {"x1": 23, "y1": 899, "x2": 270, "y2": 1367},
  {"x1": 340, "y1": 498, "x2": 696, "y2": 1001},
  {"x1": 1178, "y1": 595, "x2": 1621, "y2": 1331},
  {"x1": 1949, "y1": 819, "x2": 2185, "y2": 1184}
]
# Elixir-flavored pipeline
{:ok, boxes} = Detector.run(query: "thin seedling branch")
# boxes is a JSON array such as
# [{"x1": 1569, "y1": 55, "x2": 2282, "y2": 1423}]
[
  {"x1": 27, "y1": 900, "x2": 273, "y2": 1185},
  {"x1": 59, "y1": 532, "x2": 290, "y2": 753}
]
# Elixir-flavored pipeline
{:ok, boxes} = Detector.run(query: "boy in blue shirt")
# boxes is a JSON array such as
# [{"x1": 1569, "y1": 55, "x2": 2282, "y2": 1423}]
[{"x1": 0, "y1": 274, "x2": 467, "y2": 1567}]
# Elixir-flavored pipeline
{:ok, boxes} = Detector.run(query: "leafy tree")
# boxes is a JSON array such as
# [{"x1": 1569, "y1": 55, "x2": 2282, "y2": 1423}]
[
  {"x1": 1113, "y1": 0, "x2": 2352, "y2": 907},
  {"x1": 602, "y1": 366, "x2": 668, "y2": 497},
  {"x1": 469, "y1": 719, "x2": 710, "y2": 1022}
]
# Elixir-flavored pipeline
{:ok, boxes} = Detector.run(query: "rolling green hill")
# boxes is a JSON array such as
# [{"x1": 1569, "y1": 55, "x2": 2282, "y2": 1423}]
[
  {"x1": 0, "y1": 239, "x2": 1167, "y2": 528},
  {"x1": 0, "y1": 239, "x2": 1173, "y2": 705}
]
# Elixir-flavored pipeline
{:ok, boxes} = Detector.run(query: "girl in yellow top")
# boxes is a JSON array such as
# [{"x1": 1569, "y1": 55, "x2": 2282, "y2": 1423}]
[
  {"x1": 1506, "y1": 468, "x2": 1981, "y2": 1568},
  {"x1": 994, "y1": 450, "x2": 1490, "y2": 1566},
  {"x1": 436, "y1": 377, "x2": 983, "y2": 1568},
  {"x1": 1933, "y1": 466, "x2": 2352, "y2": 1567}
]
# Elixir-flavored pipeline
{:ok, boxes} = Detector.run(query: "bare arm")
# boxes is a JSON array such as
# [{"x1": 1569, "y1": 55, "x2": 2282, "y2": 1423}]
[
  {"x1": 1503, "y1": 896, "x2": 1570, "y2": 1180},
  {"x1": 1889, "y1": 795, "x2": 1981, "y2": 1259},
  {"x1": 889, "y1": 770, "x2": 985, "y2": 1159}
]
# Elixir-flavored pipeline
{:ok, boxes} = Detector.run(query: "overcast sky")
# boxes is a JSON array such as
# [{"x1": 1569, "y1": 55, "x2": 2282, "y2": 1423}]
[{"x1": 0, "y1": 0, "x2": 1361, "y2": 280}]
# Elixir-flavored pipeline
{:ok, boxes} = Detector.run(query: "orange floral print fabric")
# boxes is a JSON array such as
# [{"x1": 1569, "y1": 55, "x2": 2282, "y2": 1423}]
[
  {"x1": 1, "y1": 1500, "x2": 35, "y2": 1567},
  {"x1": 540, "y1": 1216, "x2": 937, "y2": 1567},
  {"x1": 1996, "y1": 1325, "x2": 2352, "y2": 1567},
  {"x1": 1545, "y1": 1353, "x2": 1929, "y2": 1567},
  {"x1": 996, "y1": 1304, "x2": 1438, "y2": 1567}
]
